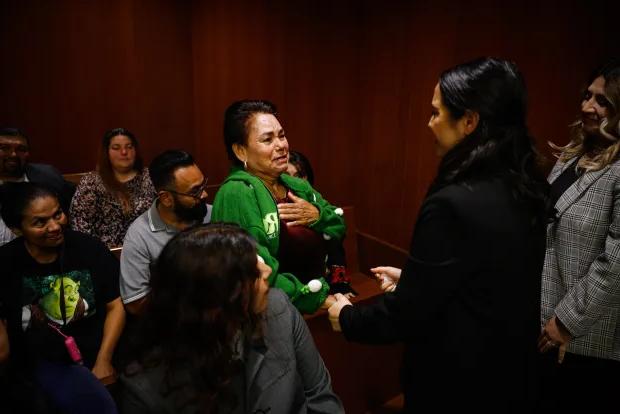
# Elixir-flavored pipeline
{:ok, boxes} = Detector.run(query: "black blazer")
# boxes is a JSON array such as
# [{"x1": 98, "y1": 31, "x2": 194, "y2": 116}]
[{"x1": 340, "y1": 179, "x2": 545, "y2": 413}]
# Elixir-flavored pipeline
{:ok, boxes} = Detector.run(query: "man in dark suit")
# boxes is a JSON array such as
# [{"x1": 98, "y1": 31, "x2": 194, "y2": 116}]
[{"x1": 0, "y1": 128, "x2": 75, "y2": 245}]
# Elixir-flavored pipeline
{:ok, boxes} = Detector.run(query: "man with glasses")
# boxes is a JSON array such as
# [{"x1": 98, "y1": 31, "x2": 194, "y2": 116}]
[
  {"x1": 0, "y1": 128, "x2": 75, "y2": 245},
  {"x1": 120, "y1": 150, "x2": 211, "y2": 315}
]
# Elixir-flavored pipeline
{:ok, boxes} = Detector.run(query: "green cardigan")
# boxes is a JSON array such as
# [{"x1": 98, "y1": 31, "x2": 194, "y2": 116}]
[{"x1": 212, "y1": 167, "x2": 346, "y2": 314}]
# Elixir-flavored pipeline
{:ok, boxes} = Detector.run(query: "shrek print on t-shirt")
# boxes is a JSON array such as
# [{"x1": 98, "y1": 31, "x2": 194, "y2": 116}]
[{"x1": 21, "y1": 269, "x2": 96, "y2": 327}]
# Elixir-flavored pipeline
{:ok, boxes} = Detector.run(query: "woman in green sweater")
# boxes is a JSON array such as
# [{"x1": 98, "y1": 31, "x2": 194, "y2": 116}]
[{"x1": 212, "y1": 100, "x2": 347, "y2": 314}]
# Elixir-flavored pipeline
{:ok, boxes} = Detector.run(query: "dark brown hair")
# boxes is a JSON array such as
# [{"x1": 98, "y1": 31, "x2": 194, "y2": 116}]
[
  {"x1": 0, "y1": 182, "x2": 58, "y2": 229},
  {"x1": 128, "y1": 223, "x2": 264, "y2": 413},
  {"x1": 223, "y1": 100, "x2": 277, "y2": 166},
  {"x1": 432, "y1": 57, "x2": 551, "y2": 227},
  {"x1": 97, "y1": 127, "x2": 142, "y2": 213}
]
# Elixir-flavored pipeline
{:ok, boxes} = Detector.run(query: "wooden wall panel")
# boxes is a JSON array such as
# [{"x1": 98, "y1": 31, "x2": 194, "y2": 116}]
[
  {"x1": 353, "y1": 0, "x2": 620, "y2": 248},
  {"x1": 0, "y1": 0, "x2": 194, "y2": 172},
  {"x1": 191, "y1": 0, "x2": 360, "y2": 207},
  {"x1": 0, "y1": 1, "x2": 618, "y2": 411},
  {"x1": 1, "y1": 0, "x2": 618, "y2": 252}
]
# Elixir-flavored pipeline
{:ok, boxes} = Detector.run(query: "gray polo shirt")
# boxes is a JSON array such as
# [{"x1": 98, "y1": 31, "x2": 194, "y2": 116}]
[{"x1": 120, "y1": 200, "x2": 211, "y2": 304}]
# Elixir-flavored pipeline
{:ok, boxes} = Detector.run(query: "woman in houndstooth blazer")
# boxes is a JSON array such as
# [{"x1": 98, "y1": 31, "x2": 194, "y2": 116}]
[{"x1": 539, "y1": 59, "x2": 620, "y2": 411}]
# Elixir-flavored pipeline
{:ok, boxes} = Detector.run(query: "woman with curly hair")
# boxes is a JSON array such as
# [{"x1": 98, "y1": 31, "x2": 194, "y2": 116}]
[
  {"x1": 120, "y1": 223, "x2": 343, "y2": 414},
  {"x1": 538, "y1": 58, "x2": 620, "y2": 411}
]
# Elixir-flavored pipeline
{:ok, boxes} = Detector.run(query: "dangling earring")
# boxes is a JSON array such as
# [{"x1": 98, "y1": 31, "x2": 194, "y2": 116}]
[{"x1": 243, "y1": 160, "x2": 248, "y2": 170}]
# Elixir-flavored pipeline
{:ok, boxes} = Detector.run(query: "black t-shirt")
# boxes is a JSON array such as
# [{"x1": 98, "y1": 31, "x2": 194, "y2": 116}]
[{"x1": 0, "y1": 230, "x2": 119, "y2": 369}]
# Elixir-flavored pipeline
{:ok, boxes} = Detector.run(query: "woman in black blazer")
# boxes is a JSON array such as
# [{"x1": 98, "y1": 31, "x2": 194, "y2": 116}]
[{"x1": 328, "y1": 58, "x2": 551, "y2": 413}]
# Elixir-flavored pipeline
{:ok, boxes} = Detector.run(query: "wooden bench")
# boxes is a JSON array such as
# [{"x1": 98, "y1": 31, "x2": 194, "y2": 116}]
[
  {"x1": 62, "y1": 172, "x2": 88, "y2": 185},
  {"x1": 107, "y1": 194, "x2": 406, "y2": 412},
  {"x1": 304, "y1": 206, "x2": 407, "y2": 414},
  {"x1": 110, "y1": 246, "x2": 122, "y2": 260}
]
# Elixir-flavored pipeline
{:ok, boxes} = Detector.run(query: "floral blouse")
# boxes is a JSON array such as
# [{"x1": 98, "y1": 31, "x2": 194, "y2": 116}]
[{"x1": 70, "y1": 168, "x2": 156, "y2": 248}]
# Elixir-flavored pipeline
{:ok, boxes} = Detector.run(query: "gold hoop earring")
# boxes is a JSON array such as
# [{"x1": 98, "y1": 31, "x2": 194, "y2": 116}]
[{"x1": 243, "y1": 160, "x2": 247, "y2": 170}]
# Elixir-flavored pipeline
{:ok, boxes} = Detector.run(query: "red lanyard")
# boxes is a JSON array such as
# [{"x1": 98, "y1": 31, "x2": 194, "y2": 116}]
[{"x1": 47, "y1": 322, "x2": 83, "y2": 365}]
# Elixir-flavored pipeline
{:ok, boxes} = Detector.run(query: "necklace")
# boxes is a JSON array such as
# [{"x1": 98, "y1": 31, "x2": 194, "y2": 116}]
[{"x1": 258, "y1": 177, "x2": 286, "y2": 200}]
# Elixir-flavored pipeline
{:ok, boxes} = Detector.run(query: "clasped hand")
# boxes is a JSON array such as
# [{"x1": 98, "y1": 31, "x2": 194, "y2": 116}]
[
  {"x1": 327, "y1": 293, "x2": 353, "y2": 332},
  {"x1": 537, "y1": 316, "x2": 571, "y2": 352},
  {"x1": 277, "y1": 191, "x2": 319, "y2": 226},
  {"x1": 327, "y1": 266, "x2": 402, "y2": 332}
]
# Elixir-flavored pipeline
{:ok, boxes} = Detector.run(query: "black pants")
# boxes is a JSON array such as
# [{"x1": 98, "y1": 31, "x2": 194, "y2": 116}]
[{"x1": 536, "y1": 351, "x2": 620, "y2": 413}]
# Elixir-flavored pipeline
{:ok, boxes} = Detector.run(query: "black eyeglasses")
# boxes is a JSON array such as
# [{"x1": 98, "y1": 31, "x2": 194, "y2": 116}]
[{"x1": 163, "y1": 178, "x2": 208, "y2": 200}]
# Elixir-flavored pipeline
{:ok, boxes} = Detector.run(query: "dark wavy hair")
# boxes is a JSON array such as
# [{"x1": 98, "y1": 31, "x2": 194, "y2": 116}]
[
  {"x1": 0, "y1": 182, "x2": 59, "y2": 229},
  {"x1": 97, "y1": 128, "x2": 143, "y2": 214},
  {"x1": 127, "y1": 223, "x2": 263, "y2": 413},
  {"x1": 223, "y1": 100, "x2": 277, "y2": 166},
  {"x1": 430, "y1": 57, "x2": 551, "y2": 227},
  {"x1": 288, "y1": 150, "x2": 315, "y2": 185}
]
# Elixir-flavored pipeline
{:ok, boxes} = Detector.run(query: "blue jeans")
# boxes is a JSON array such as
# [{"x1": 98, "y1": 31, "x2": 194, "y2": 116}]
[{"x1": 34, "y1": 360, "x2": 117, "y2": 414}]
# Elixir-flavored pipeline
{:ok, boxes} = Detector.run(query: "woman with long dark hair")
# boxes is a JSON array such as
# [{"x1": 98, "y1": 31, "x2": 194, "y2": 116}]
[
  {"x1": 70, "y1": 128, "x2": 155, "y2": 248},
  {"x1": 328, "y1": 57, "x2": 551, "y2": 413},
  {"x1": 120, "y1": 223, "x2": 343, "y2": 414}
]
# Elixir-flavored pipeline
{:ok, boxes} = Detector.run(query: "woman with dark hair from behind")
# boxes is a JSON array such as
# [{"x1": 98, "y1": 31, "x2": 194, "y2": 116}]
[
  {"x1": 0, "y1": 182, "x2": 124, "y2": 413},
  {"x1": 120, "y1": 223, "x2": 343, "y2": 414},
  {"x1": 70, "y1": 128, "x2": 155, "y2": 248},
  {"x1": 537, "y1": 59, "x2": 620, "y2": 411},
  {"x1": 328, "y1": 57, "x2": 551, "y2": 413}
]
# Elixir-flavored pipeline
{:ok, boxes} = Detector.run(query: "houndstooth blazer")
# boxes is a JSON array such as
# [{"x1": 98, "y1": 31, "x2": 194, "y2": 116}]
[{"x1": 543, "y1": 158, "x2": 620, "y2": 361}]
